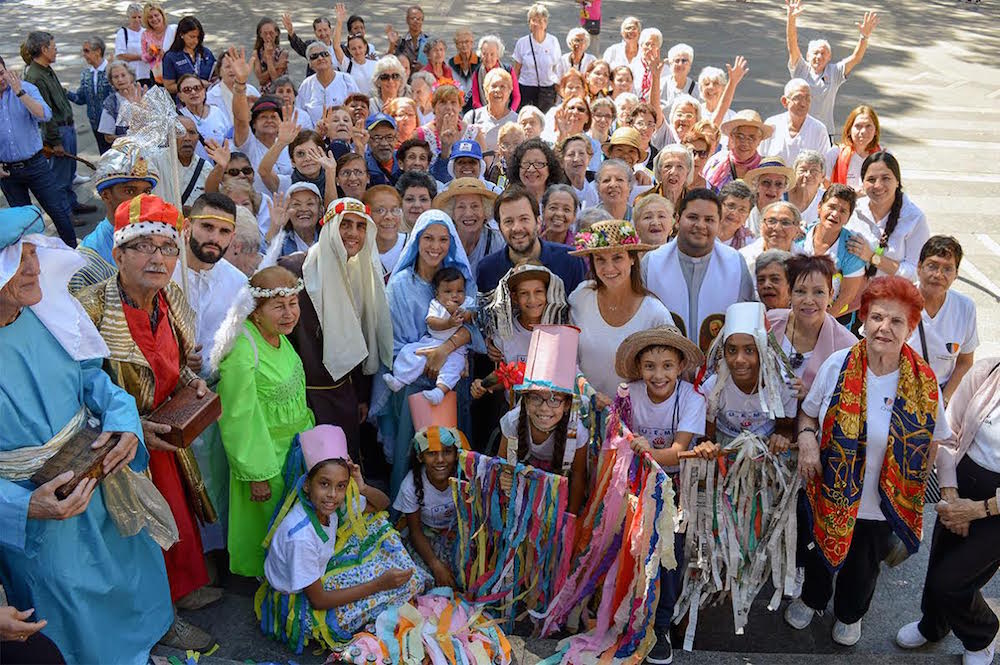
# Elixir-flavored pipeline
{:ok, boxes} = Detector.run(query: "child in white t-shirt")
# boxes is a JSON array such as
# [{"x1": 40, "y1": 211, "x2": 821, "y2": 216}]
[
  {"x1": 392, "y1": 425, "x2": 468, "y2": 588},
  {"x1": 384, "y1": 267, "x2": 476, "y2": 405}
]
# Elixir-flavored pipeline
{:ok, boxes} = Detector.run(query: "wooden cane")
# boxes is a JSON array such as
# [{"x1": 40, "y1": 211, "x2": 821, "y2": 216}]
[{"x1": 41, "y1": 146, "x2": 97, "y2": 170}]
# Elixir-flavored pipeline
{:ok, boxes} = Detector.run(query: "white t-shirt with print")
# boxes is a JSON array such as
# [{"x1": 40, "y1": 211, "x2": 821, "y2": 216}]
[
  {"x1": 702, "y1": 373, "x2": 797, "y2": 440},
  {"x1": 393, "y1": 469, "x2": 457, "y2": 530},
  {"x1": 802, "y1": 347, "x2": 952, "y2": 521},
  {"x1": 629, "y1": 380, "x2": 706, "y2": 473},
  {"x1": 264, "y1": 500, "x2": 348, "y2": 593},
  {"x1": 907, "y1": 289, "x2": 979, "y2": 387},
  {"x1": 495, "y1": 318, "x2": 533, "y2": 364},
  {"x1": 824, "y1": 146, "x2": 865, "y2": 192}
]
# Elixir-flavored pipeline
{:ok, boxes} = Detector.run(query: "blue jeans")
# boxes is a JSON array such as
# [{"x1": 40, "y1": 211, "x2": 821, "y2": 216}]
[
  {"x1": 1, "y1": 152, "x2": 77, "y2": 247},
  {"x1": 655, "y1": 529, "x2": 686, "y2": 630},
  {"x1": 47, "y1": 124, "x2": 79, "y2": 209}
]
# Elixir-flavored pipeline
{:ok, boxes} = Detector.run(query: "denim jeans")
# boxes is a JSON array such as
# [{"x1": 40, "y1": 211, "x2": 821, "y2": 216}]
[
  {"x1": 1, "y1": 152, "x2": 78, "y2": 247},
  {"x1": 655, "y1": 529, "x2": 686, "y2": 630},
  {"x1": 47, "y1": 124, "x2": 79, "y2": 209}
]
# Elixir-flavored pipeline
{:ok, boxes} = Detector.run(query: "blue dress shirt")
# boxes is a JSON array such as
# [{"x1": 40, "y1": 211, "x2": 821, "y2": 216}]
[{"x1": 0, "y1": 82, "x2": 51, "y2": 162}]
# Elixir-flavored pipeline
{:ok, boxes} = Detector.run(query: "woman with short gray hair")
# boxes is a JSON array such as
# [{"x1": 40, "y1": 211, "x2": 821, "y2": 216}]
[
  {"x1": 115, "y1": 4, "x2": 146, "y2": 77},
  {"x1": 595, "y1": 158, "x2": 636, "y2": 221},
  {"x1": 755, "y1": 248, "x2": 794, "y2": 310},
  {"x1": 557, "y1": 27, "x2": 595, "y2": 79},
  {"x1": 788, "y1": 149, "x2": 826, "y2": 226},
  {"x1": 369, "y1": 55, "x2": 409, "y2": 113},
  {"x1": 464, "y1": 34, "x2": 521, "y2": 113},
  {"x1": 511, "y1": 3, "x2": 562, "y2": 112}
]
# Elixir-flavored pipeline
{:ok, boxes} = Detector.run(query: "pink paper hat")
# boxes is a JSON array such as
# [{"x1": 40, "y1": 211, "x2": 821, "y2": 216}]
[
  {"x1": 300, "y1": 425, "x2": 350, "y2": 471},
  {"x1": 515, "y1": 324, "x2": 580, "y2": 394},
  {"x1": 408, "y1": 392, "x2": 458, "y2": 431}
]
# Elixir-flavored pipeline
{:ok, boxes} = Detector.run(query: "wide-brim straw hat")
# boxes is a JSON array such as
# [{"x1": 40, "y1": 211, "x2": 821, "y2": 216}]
[
  {"x1": 569, "y1": 219, "x2": 656, "y2": 256},
  {"x1": 432, "y1": 177, "x2": 498, "y2": 210},
  {"x1": 505, "y1": 260, "x2": 552, "y2": 291},
  {"x1": 744, "y1": 156, "x2": 795, "y2": 185},
  {"x1": 720, "y1": 109, "x2": 774, "y2": 140},
  {"x1": 602, "y1": 126, "x2": 649, "y2": 163},
  {"x1": 615, "y1": 324, "x2": 705, "y2": 381}
]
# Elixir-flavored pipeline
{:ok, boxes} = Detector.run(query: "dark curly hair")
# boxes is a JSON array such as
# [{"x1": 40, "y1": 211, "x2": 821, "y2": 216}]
[
  {"x1": 516, "y1": 397, "x2": 571, "y2": 474},
  {"x1": 509, "y1": 138, "x2": 568, "y2": 191}
]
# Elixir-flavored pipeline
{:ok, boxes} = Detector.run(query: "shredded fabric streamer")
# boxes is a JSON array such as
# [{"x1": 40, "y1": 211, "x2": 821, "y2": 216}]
[{"x1": 673, "y1": 431, "x2": 800, "y2": 651}]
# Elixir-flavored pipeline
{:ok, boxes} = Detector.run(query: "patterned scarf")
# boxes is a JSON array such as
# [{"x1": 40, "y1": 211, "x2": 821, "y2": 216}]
[{"x1": 806, "y1": 340, "x2": 938, "y2": 571}]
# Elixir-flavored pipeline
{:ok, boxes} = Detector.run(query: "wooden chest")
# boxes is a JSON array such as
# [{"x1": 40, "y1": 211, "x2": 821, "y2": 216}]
[
  {"x1": 30, "y1": 427, "x2": 118, "y2": 499},
  {"x1": 147, "y1": 384, "x2": 222, "y2": 448}
]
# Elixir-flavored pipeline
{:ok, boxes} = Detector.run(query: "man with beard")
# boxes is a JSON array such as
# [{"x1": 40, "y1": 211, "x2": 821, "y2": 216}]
[
  {"x1": 432, "y1": 177, "x2": 503, "y2": 277},
  {"x1": 476, "y1": 185, "x2": 586, "y2": 293},
  {"x1": 641, "y1": 188, "x2": 754, "y2": 353},
  {"x1": 365, "y1": 113, "x2": 400, "y2": 186},
  {"x1": 154, "y1": 116, "x2": 209, "y2": 208}
]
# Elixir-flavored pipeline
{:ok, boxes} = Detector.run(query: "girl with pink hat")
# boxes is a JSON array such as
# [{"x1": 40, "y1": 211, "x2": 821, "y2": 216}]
[
  {"x1": 258, "y1": 424, "x2": 429, "y2": 652},
  {"x1": 497, "y1": 325, "x2": 590, "y2": 513}
]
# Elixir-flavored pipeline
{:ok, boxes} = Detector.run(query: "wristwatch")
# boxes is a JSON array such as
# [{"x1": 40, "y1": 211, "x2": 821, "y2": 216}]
[
  {"x1": 799, "y1": 427, "x2": 818, "y2": 437},
  {"x1": 870, "y1": 253, "x2": 882, "y2": 268},
  {"x1": 16, "y1": 89, "x2": 26, "y2": 97}
]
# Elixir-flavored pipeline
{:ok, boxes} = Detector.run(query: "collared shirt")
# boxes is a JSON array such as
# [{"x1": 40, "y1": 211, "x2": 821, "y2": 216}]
[
  {"x1": 0, "y1": 82, "x2": 50, "y2": 162},
  {"x1": 394, "y1": 32, "x2": 430, "y2": 69},
  {"x1": 23, "y1": 61, "x2": 72, "y2": 146},
  {"x1": 476, "y1": 239, "x2": 587, "y2": 294},
  {"x1": 161, "y1": 47, "x2": 216, "y2": 83}
]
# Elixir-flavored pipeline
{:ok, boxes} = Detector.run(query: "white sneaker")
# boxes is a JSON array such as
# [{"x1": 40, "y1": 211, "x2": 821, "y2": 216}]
[
  {"x1": 73, "y1": 174, "x2": 91, "y2": 184},
  {"x1": 784, "y1": 598, "x2": 814, "y2": 630},
  {"x1": 895, "y1": 621, "x2": 928, "y2": 649},
  {"x1": 963, "y1": 640, "x2": 996, "y2": 665},
  {"x1": 832, "y1": 619, "x2": 862, "y2": 646}
]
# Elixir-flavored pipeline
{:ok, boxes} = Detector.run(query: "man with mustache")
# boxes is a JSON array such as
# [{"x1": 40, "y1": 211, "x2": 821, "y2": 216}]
[{"x1": 76, "y1": 194, "x2": 218, "y2": 651}]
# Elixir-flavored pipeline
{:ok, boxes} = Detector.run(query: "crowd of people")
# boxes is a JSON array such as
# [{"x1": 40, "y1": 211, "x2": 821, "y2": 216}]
[{"x1": 1, "y1": 1, "x2": 998, "y2": 665}]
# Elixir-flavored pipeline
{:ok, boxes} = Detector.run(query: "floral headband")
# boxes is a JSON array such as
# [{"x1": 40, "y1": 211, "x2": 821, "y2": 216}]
[
  {"x1": 412, "y1": 426, "x2": 470, "y2": 454},
  {"x1": 249, "y1": 279, "x2": 304, "y2": 299}
]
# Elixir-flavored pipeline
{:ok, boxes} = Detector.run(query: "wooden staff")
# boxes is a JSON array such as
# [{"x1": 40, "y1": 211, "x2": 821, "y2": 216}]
[{"x1": 41, "y1": 146, "x2": 96, "y2": 170}]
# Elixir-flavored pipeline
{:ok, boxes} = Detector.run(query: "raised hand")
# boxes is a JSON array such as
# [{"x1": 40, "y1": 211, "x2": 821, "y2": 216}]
[
  {"x1": 857, "y1": 10, "x2": 879, "y2": 38},
  {"x1": 386, "y1": 25, "x2": 400, "y2": 48},
  {"x1": 306, "y1": 145, "x2": 337, "y2": 173},
  {"x1": 727, "y1": 55, "x2": 749, "y2": 87},
  {"x1": 785, "y1": 0, "x2": 806, "y2": 20},
  {"x1": 204, "y1": 138, "x2": 231, "y2": 167},
  {"x1": 281, "y1": 13, "x2": 295, "y2": 37},
  {"x1": 351, "y1": 118, "x2": 369, "y2": 152},
  {"x1": 335, "y1": 2, "x2": 348, "y2": 23},
  {"x1": 277, "y1": 106, "x2": 300, "y2": 144},
  {"x1": 227, "y1": 46, "x2": 252, "y2": 83},
  {"x1": 269, "y1": 190, "x2": 291, "y2": 231}
]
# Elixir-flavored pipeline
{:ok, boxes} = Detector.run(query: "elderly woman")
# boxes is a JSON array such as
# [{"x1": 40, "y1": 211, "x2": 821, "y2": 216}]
[
  {"x1": 704, "y1": 109, "x2": 771, "y2": 190},
  {"x1": 697, "y1": 63, "x2": 744, "y2": 129},
  {"x1": 368, "y1": 55, "x2": 408, "y2": 113},
  {"x1": 552, "y1": 95, "x2": 593, "y2": 146},
  {"x1": 252, "y1": 17, "x2": 288, "y2": 95},
  {"x1": 601, "y1": 16, "x2": 641, "y2": 70},
  {"x1": 826, "y1": 105, "x2": 882, "y2": 191},
  {"x1": 363, "y1": 185, "x2": 406, "y2": 277},
  {"x1": 464, "y1": 35, "x2": 521, "y2": 113},
  {"x1": 376, "y1": 210, "x2": 485, "y2": 497},
  {"x1": 512, "y1": 3, "x2": 562, "y2": 113},
  {"x1": 509, "y1": 138, "x2": 567, "y2": 209},
  {"x1": 633, "y1": 193, "x2": 674, "y2": 246},
  {"x1": 176, "y1": 73, "x2": 231, "y2": 149},
  {"x1": 116, "y1": 4, "x2": 147, "y2": 79},
  {"x1": 846, "y1": 152, "x2": 930, "y2": 282},
  {"x1": 755, "y1": 249, "x2": 793, "y2": 310},
  {"x1": 682, "y1": 120, "x2": 720, "y2": 189},
  {"x1": 396, "y1": 170, "x2": 436, "y2": 233},
  {"x1": 295, "y1": 41, "x2": 361, "y2": 125},
  {"x1": 625, "y1": 101, "x2": 662, "y2": 171},
  {"x1": 740, "y1": 201, "x2": 801, "y2": 270},
  {"x1": 486, "y1": 123, "x2": 524, "y2": 188},
  {"x1": 421, "y1": 38, "x2": 454, "y2": 86},
  {"x1": 139, "y1": 2, "x2": 176, "y2": 86},
  {"x1": 540, "y1": 184, "x2": 580, "y2": 245},
  {"x1": 382, "y1": 98, "x2": 417, "y2": 145},
  {"x1": 161, "y1": 16, "x2": 215, "y2": 95},
  {"x1": 745, "y1": 156, "x2": 794, "y2": 235},
  {"x1": 663, "y1": 43, "x2": 698, "y2": 102},
  {"x1": 449, "y1": 29, "x2": 478, "y2": 94},
  {"x1": 463, "y1": 68, "x2": 518, "y2": 152},
  {"x1": 212, "y1": 266, "x2": 315, "y2": 578},
  {"x1": 611, "y1": 65, "x2": 635, "y2": 99},
  {"x1": 766, "y1": 255, "x2": 858, "y2": 397},
  {"x1": 795, "y1": 184, "x2": 866, "y2": 319},
  {"x1": 585, "y1": 60, "x2": 613, "y2": 100},
  {"x1": 414, "y1": 84, "x2": 485, "y2": 160},
  {"x1": 517, "y1": 105, "x2": 545, "y2": 140},
  {"x1": 791, "y1": 276, "x2": 951, "y2": 647},
  {"x1": 588, "y1": 95, "x2": 615, "y2": 144},
  {"x1": 908, "y1": 236, "x2": 979, "y2": 404},
  {"x1": 895, "y1": 357, "x2": 1000, "y2": 665},
  {"x1": 788, "y1": 149, "x2": 826, "y2": 226},
  {"x1": 569, "y1": 219, "x2": 671, "y2": 402},
  {"x1": 657, "y1": 94, "x2": 701, "y2": 150},
  {"x1": 206, "y1": 48, "x2": 262, "y2": 118},
  {"x1": 558, "y1": 133, "x2": 600, "y2": 207},
  {"x1": 558, "y1": 27, "x2": 596, "y2": 78},
  {"x1": 650, "y1": 144, "x2": 693, "y2": 207},
  {"x1": 98, "y1": 62, "x2": 143, "y2": 143},
  {"x1": 717, "y1": 179, "x2": 754, "y2": 249},
  {"x1": 595, "y1": 158, "x2": 636, "y2": 221}
]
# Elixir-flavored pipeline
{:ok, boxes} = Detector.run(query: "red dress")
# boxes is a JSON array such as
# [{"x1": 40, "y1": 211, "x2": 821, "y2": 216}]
[{"x1": 123, "y1": 293, "x2": 209, "y2": 601}]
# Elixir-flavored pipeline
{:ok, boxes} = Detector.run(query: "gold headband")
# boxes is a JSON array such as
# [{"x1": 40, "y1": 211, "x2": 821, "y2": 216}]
[{"x1": 188, "y1": 214, "x2": 236, "y2": 226}]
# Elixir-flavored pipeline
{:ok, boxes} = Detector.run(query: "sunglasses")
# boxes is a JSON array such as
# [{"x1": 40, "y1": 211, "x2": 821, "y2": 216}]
[
  {"x1": 686, "y1": 147, "x2": 709, "y2": 158},
  {"x1": 379, "y1": 72, "x2": 402, "y2": 81},
  {"x1": 309, "y1": 51, "x2": 331, "y2": 61},
  {"x1": 179, "y1": 85, "x2": 203, "y2": 94},
  {"x1": 226, "y1": 166, "x2": 254, "y2": 177}
]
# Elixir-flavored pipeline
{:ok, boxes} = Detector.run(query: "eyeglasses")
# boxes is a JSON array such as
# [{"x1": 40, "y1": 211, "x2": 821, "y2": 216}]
[
  {"x1": 339, "y1": 169, "x2": 366, "y2": 178},
  {"x1": 373, "y1": 206, "x2": 403, "y2": 217},
  {"x1": 521, "y1": 160, "x2": 548, "y2": 172},
  {"x1": 370, "y1": 134, "x2": 396, "y2": 144},
  {"x1": 524, "y1": 392, "x2": 566, "y2": 408},
  {"x1": 723, "y1": 201, "x2": 750, "y2": 213},
  {"x1": 123, "y1": 240, "x2": 180, "y2": 256},
  {"x1": 672, "y1": 57, "x2": 690, "y2": 64},
  {"x1": 226, "y1": 166, "x2": 254, "y2": 177},
  {"x1": 763, "y1": 217, "x2": 798, "y2": 228},
  {"x1": 179, "y1": 85, "x2": 203, "y2": 94},
  {"x1": 309, "y1": 51, "x2": 331, "y2": 61},
  {"x1": 379, "y1": 72, "x2": 402, "y2": 81},
  {"x1": 687, "y1": 147, "x2": 709, "y2": 158},
  {"x1": 732, "y1": 132, "x2": 759, "y2": 143}
]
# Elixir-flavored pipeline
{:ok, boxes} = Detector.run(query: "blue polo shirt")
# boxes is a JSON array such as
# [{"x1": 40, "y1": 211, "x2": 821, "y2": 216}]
[
  {"x1": 476, "y1": 239, "x2": 587, "y2": 294},
  {"x1": 365, "y1": 148, "x2": 399, "y2": 186},
  {"x1": 162, "y1": 47, "x2": 216, "y2": 83}
]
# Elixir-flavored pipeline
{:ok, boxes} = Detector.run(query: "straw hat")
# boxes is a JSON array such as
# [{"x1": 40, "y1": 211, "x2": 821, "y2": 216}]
[
  {"x1": 744, "y1": 156, "x2": 795, "y2": 185},
  {"x1": 719, "y1": 109, "x2": 774, "y2": 140},
  {"x1": 602, "y1": 126, "x2": 648, "y2": 162},
  {"x1": 615, "y1": 325, "x2": 705, "y2": 382},
  {"x1": 569, "y1": 219, "x2": 656, "y2": 256},
  {"x1": 505, "y1": 259, "x2": 552, "y2": 292},
  {"x1": 432, "y1": 177, "x2": 498, "y2": 210}
]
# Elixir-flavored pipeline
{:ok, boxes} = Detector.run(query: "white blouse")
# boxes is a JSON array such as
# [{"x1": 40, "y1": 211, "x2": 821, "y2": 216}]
[{"x1": 846, "y1": 193, "x2": 929, "y2": 282}]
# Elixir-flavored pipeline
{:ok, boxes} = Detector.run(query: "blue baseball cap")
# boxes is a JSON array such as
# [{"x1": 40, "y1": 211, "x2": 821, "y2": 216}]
[
  {"x1": 449, "y1": 140, "x2": 483, "y2": 162},
  {"x1": 365, "y1": 112, "x2": 397, "y2": 131}
]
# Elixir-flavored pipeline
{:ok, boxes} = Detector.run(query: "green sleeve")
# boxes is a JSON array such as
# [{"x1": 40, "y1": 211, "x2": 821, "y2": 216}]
[{"x1": 217, "y1": 332, "x2": 281, "y2": 482}]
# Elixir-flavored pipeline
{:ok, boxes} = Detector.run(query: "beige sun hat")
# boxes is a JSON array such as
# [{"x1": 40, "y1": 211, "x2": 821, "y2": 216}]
[
  {"x1": 744, "y1": 156, "x2": 795, "y2": 185},
  {"x1": 720, "y1": 109, "x2": 775, "y2": 140},
  {"x1": 432, "y1": 177, "x2": 499, "y2": 210},
  {"x1": 602, "y1": 126, "x2": 648, "y2": 163},
  {"x1": 615, "y1": 324, "x2": 706, "y2": 382}
]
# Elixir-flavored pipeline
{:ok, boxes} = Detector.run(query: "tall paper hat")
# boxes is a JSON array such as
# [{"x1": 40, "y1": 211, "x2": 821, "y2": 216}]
[
  {"x1": 300, "y1": 425, "x2": 350, "y2": 471},
  {"x1": 515, "y1": 324, "x2": 580, "y2": 394},
  {"x1": 408, "y1": 391, "x2": 458, "y2": 430},
  {"x1": 720, "y1": 301, "x2": 767, "y2": 344},
  {"x1": 95, "y1": 140, "x2": 159, "y2": 193},
  {"x1": 113, "y1": 194, "x2": 182, "y2": 248}
]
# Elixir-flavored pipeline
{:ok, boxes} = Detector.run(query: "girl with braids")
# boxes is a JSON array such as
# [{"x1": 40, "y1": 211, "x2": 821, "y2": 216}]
[
  {"x1": 497, "y1": 325, "x2": 590, "y2": 514},
  {"x1": 845, "y1": 151, "x2": 930, "y2": 283}
]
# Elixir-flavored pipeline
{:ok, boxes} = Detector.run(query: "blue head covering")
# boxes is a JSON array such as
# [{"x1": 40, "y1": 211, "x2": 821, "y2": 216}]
[
  {"x1": 0, "y1": 206, "x2": 45, "y2": 252},
  {"x1": 390, "y1": 209, "x2": 477, "y2": 298}
]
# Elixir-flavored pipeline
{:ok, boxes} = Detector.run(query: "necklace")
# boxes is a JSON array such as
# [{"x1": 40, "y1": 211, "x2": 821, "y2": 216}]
[{"x1": 788, "y1": 317, "x2": 804, "y2": 370}]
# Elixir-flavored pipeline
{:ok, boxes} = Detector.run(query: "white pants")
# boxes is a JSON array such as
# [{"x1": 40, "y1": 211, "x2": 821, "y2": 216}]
[{"x1": 391, "y1": 335, "x2": 467, "y2": 389}]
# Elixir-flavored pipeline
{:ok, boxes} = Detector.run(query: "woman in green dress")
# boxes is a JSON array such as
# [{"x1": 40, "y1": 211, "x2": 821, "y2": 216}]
[{"x1": 211, "y1": 265, "x2": 316, "y2": 576}]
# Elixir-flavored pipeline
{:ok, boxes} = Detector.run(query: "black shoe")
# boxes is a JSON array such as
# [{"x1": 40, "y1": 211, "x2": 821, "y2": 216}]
[
  {"x1": 646, "y1": 629, "x2": 673, "y2": 664},
  {"x1": 72, "y1": 217, "x2": 88, "y2": 227},
  {"x1": 72, "y1": 203, "x2": 98, "y2": 214}
]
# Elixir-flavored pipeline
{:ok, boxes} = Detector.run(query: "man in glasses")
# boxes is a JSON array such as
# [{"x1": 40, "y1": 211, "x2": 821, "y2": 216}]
[
  {"x1": 66, "y1": 35, "x2": 113, "y2": 153},
  {"x1": 365, "y1": 112, "x2": 400, "y2": 185}
]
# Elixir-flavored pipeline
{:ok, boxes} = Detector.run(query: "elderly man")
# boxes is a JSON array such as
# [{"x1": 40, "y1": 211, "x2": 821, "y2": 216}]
[
  {"x1": 703, "y1": 109, "x2": 771, "y2": 191},
  {"x1": 433, "y1": 177, "x2": 504, "y2": 276},
  {"x1": 476, "y1": 185, "x2": 586, "y2": 294},
  {"x1": 786, "y1": 0, "x2": 879, "y2": 136},
  {"x1": 0, "y1": 205, "x2": 174, "y2": 663},
  {"x1": 642, "y1": 188, "x2": 755, "y2": 352},
  {"x1": 759, "y1": 79, "x2": 831, "y2": 167},
  {"x1": 22, "y1": 32, "x2": 97, "y2": 216},
  {"x1": 388, "y1": 6, "x2": 431, "y2": 70},
  {"x1": 76, "y1": 194, "x2": 218, "y2": 651},
  {"x1": 366, "y1": 113, "x2": 400, "y2": 186},
  {"x1": 67, "y1": 35, "x2": 113, "y2": 153},
  {"x1": 0, "y1": 54, "x2": 78, "y2": 247},
  {"x1": 744, "y1": 156, "x2": 795, "y2": 236}
]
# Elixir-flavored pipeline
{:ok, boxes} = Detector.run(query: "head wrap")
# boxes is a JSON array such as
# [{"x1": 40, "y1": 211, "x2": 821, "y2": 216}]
[
  {"x1": 412, "y1": 426, "x2": 470, "y2": 454},
  {"x1": 481, "y1": 261, "x2": 568, "y2": 341},
  {"x1": 389, "y1": 209, "x2": 477, "y2": 300},
  {"x1": 94, "y1": 140, "x2": 159, "y2": 193},
  {"x1": 113, "y1": 194, "x2": 182, "y2": 248}
]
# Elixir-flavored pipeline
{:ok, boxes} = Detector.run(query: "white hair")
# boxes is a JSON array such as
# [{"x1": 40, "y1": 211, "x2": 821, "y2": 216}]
[
  {"x1": 477, "y1": 34, "x2": 505, "y2": 60},
  {"x1": 670, "y1": 94, "x2": 701, "y2": 118},
  {"x1": 614, "y1": 92, "x2": 639, "y2": 113},
  {"x1": 410, "y1": 70, "x2": 436, "y2": 90},
  {"x1": 783, "y1": 78, "x2": 811, "y2": 97},
  {"x1": 566, "y1": 27, "x2": 591, "y2": 50},
  {"x1": 793, "y1": 149, "x2": 825, "y2": 172},
  {"x1": 620, "y1": 16, "x2": 641, "y2": 36},
  {"x1": 527, "y1": 2, "x2": 549, "y2": 20},
  {"x1": 667, "y1": 43, "x2": 694, "y2": 62},
  {"x1": 597, "y1": 158, "x2": 636, "y2": 190},
  {"x1": 806, "y1": 39, "x2": 831, "y2": 57},
  {"x1": 371, "y1": 55, "x2": 407, "y2": 97},
  {"x1": 653, "y1": 144, "x2": 695, "y2": 186},
  {"x1": 517, "y1": 105, "x2": 545, "y2": 124},
  {"x1": 639, "y1": 28, "x2": 662, "y2": 48},
  {"x1": 697, "y1": 66, "x2": 727, "y2": 88}
]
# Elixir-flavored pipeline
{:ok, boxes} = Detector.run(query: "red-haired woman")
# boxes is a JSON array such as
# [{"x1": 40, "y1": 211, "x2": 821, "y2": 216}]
[
  {"x1": 825, "y1": 105, "x2": 881, "y2": 191},
  {"x1": 788, "y1": 276, "x2": 953, "y2": 647}
]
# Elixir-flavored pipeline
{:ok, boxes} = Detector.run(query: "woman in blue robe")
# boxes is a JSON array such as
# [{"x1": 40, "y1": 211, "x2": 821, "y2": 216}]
[{"x1": 0, "y1": 207, "x2": 174, "y2": 664}]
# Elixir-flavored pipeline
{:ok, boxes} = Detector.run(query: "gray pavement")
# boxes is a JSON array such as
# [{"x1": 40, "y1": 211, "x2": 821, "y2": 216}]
[{"x1": 3, "y1": 0, "x2": 998, "y2": 662}]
